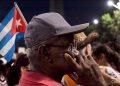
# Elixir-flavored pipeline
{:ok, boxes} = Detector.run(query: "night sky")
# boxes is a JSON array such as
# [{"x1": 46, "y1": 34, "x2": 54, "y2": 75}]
[{"x1": 0, "y1": 0, "x2": 112, "y2": 25}]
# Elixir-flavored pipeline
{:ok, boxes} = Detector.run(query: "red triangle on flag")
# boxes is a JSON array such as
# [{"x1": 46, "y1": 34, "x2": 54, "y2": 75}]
[{"x1": 11, "y1": 5, "x2": 27, "y2": 35}]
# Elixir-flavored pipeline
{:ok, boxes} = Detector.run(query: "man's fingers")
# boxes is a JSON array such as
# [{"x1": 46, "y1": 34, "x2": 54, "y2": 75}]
[
  {"x1": 88, "y1": 55, "x2": 97, "y2": 64},
  {"x1": 86, "y1": 44, "x2": 92, "y2": 56},
  {"x1": 64, "y1": 53, "x2": 82, "y2": 72},
  {"x1": 81, "y1": 55, "x2": 90, "y2": 68},
  {"x1": 80, "y1": 47, "x2": 86, "y2": 56}
]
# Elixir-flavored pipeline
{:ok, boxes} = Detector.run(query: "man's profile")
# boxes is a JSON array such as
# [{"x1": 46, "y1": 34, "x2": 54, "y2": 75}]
[{"x1": 19, "y1": 12, "x2": 106, "y2": 86}]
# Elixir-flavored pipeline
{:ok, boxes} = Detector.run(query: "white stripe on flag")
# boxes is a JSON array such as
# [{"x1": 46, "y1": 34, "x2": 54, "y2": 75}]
[
  {"x1": 0, "y1": 18, "x2": 13, "y2": 41},
  {"x1": 0, "y1": 34, "x2": 16, "y2": 56}
]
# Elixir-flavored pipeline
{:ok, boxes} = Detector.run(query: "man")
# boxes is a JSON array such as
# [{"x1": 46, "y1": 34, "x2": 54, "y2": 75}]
[{"x1": 19, "y1": 13, "x2": 106, "y2": 86}]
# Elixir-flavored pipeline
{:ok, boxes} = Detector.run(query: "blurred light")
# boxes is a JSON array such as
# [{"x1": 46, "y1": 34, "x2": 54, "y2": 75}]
[
  {"x1": 107, "y1": 0, "x2": 114, "y2": 7},
  {"x1": 93, "y1": 19, "x2": 99, "y2": 25},
  {"x1": 107, "y1": 0, "x2": 120, "y2": 10},
  {"x1": 117, "y1": 1, "x2": 120, "y2": 7}
]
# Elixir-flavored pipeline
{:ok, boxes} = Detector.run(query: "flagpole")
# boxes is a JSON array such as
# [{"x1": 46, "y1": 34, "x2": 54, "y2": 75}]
[{"x1": 14, "y1": 2, "x2": 28, "y2": 26}]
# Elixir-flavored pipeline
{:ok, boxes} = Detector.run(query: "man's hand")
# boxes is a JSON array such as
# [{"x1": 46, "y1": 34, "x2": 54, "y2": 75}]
[{"x1": 64, "y1": 44, "x2": 107, "y2": 86}]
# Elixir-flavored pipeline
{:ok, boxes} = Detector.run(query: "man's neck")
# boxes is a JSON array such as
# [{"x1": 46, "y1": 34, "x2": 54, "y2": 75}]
[{"x1": 28, "y1": 64, "x2": 63, "y2": 83}]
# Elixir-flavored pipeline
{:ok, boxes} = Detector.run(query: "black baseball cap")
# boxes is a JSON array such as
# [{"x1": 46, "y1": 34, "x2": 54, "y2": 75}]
[{"x1": 25, "y1": 12, "x2": 89, "y2": 48}]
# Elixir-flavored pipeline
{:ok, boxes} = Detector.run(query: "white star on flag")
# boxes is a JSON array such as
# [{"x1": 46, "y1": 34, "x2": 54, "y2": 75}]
[{"x1": 16, "y1": 19, "x2": 22, "y2": 28}]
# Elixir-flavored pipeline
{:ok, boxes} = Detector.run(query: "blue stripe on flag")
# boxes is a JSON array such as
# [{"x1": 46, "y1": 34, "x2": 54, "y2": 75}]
[
  {"x1": 16, "y1": 32, "x2": 24, "y2": 42},
  {"x1": 0, "y1": 33, "x2": 12, "y2": 49},
  {"x1": 0, "y1": 7, "x2": 14, "y2": 32},
  {"x1": 0, "y1": 7, "x2": 14, "y2": 62},
  {"x1": 4, "y1": 43, "x2": 15, "y2": 61}
]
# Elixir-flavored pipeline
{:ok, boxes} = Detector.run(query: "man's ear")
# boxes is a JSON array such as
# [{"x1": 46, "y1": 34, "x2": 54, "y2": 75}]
[
  {"x1": 38, "y1": 46, "x2": 49, "y2": 56},
  {"x1": 38, "y1": 46, "x2": 53, "y2": 63}
]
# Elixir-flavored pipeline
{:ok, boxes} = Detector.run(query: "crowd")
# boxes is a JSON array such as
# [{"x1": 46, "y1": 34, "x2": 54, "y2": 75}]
[{"x1": 0, "y1": 12, "x2": 120, "y2": 86}]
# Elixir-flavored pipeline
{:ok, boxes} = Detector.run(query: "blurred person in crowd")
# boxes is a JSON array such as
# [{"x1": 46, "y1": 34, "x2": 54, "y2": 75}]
[
  {"x1": 7, "y1": 53, "x2": 29, "y2": 86},
  {"x1": 107, "y1": 41, "x2": 120, "y2": 54},
  {"x1": 93, "y1": 44, "x2": 120, "y2": 85},
  {"x1": 93, "y1": 44, "x2": 120, "y2": 71},
  {"x1": 19, "y1": 13, "x2": 106, "y2": 86},
  {"x1": 0, "y1": 54, "x2": 8, "y2": 86}
]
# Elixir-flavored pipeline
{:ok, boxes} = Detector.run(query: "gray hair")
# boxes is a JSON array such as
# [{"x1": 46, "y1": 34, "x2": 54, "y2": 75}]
[
  {"x1": 26, "y1": 48, "x2": 41, "y2": 70},
  {"x1": 26, "y1": 37, "x2": 59, "y2": 70}
]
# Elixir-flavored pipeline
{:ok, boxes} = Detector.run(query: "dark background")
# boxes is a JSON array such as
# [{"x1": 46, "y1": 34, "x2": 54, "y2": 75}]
[{"x1": 0, "y1": 0, "x2": 112, "y2": 25}]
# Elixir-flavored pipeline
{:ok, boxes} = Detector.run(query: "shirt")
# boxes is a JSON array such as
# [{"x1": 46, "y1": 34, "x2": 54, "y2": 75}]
[
  {"x1": 100, "y1": 66, "x2": 120, "y2": 79},
  {"x1": 18, "y1": 70, "x2": 62, "y2": 86}
]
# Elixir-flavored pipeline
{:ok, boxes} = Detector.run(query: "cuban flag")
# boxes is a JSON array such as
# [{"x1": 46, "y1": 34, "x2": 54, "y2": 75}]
[{"x1": 0, "y1": 3, "x2": 27, "y2": 62}]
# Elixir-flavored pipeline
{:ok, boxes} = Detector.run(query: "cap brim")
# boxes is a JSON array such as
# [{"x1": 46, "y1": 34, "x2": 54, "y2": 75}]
[{"x1": 56, "y1": 23, "x2": 89, "y2": 36}]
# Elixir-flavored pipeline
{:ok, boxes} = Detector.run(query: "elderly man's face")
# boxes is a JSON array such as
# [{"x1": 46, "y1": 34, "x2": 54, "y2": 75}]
[
  {"x1": 43, "y1": 33, "x2": 93, "y2": 75},
  {"x1": 46, "y1": 34, "x2": 75, "y2": 73}
]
